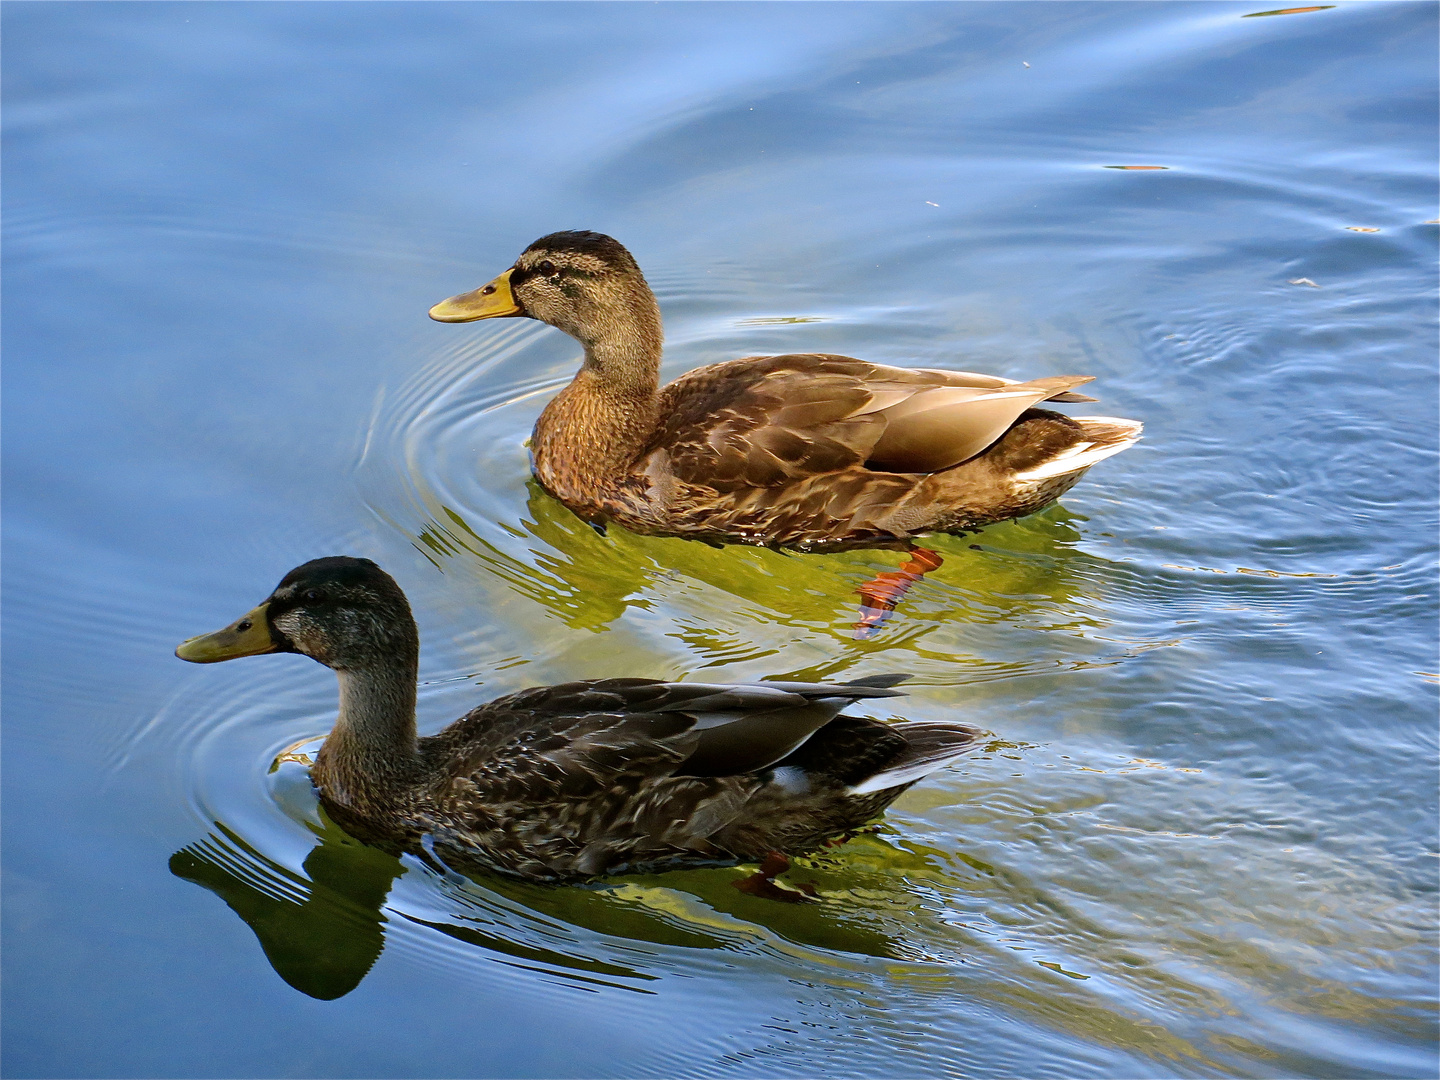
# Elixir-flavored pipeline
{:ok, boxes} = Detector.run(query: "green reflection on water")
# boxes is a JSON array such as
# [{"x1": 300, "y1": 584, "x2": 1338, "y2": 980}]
[{"x1": 412, "y1": 481, "x2": 1144, "y2": 687}]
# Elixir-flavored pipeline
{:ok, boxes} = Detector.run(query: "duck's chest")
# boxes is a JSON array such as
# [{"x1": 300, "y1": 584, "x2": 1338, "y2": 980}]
[{"x1": 530, "y1": 390, "x2": 662, "y2": 523}]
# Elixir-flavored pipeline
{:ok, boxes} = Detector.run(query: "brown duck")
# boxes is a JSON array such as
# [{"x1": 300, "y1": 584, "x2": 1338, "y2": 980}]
[
  {"x1": 429, "y1": 231, "x2": 1141, "y2": 630},
  {"x1": 176, "y1": 557, "x2": 985, "y2": 888}
]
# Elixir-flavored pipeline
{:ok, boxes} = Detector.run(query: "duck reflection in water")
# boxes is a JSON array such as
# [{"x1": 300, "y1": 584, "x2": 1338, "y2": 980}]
[
  {"x1": 171, "y1": 801, "x2": 928, "y2": 1000},
  {"x1": 174, "y1": 557, "x2": 985, "y2": 895},
  {"x1": 171, "y1": 817, "x2": 398, "y2": 1000},
  {"x1": 429, "y1": 231, "x2": 1141, "y2": 634},
  {"x1": 171, "y1": 808, "x2": 673, "y2": 1001},
  {"x1": 419, "y1": 483, "x2": 1121, "y2": 666}
]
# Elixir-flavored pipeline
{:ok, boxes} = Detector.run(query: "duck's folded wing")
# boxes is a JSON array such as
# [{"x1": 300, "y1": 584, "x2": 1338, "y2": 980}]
[
  {"x1": 866, "y1": 374, "x2": 1094, "y2": 472},
  {"x1": 440, "y1": 706, "x2": 698, "y2": 807},
  {"x1": 449, "y1": 677, "x2": 908, "y2": 799},
  {"x1": 662, "y1": 678, "x2": 905, "y2": 778},
  {"x1": 650, "y1": 354, "x2": 1097, "y2": 485}
]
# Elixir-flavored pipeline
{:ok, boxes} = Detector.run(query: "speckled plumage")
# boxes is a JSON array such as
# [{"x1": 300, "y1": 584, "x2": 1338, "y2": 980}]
[
  {"x1": 431, "y1": 231, "x2": 1142, "y2": 551},
  {"x1": 333, "y1": 679, "x2": 965, "y2": 882},
  {"x1": 179, "y1": 558, "x2": 987, "y2": 883}
]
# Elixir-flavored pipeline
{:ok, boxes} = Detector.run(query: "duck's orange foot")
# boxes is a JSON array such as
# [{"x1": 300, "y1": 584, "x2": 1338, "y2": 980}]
[
  {"x1": 854, "y1": 548, "x2": 944, "y2": 638},
  {"x1": 732, "y1": 851, "x2": 819, "y2": 903}
]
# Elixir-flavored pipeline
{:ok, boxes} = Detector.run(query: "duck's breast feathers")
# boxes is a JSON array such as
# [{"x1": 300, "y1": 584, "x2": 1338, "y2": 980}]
[{"x1": 647, "y1": 354, "x2": 1101, "y2": 486}]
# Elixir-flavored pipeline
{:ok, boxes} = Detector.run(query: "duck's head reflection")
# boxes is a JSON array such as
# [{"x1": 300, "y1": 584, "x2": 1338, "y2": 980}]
[{"x1": 170, "y1": 814, "x2": 398, "y2": 1000}]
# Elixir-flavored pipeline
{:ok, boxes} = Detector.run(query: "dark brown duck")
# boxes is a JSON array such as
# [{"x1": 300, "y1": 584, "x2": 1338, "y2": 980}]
[
  {"x1": 176, "y1": 557, "x2": 985, "y2": 883},
  {"x1": 429, "y1": 230, "x2": 1142, "y2": 553}
]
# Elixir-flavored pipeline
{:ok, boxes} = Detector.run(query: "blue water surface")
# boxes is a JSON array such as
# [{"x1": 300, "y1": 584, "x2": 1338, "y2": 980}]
[{"x1": 4, "y1": 2, "x2": 1437, "y2": 1077}]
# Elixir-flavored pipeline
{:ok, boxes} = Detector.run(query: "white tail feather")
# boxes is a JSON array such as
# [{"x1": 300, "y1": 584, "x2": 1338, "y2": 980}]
[
  {"x1": 1074, "y1": 416, "x2": 1144, "y2": 432},
  {"x1": 848, "y1": 744, "x2": 977, "y2": 794},
  {"x1": 847, "y1": 723, "x2": 985, "y2": 794},
  {"x1": 1012, "y1": 416, "x2": 1142, "y2": 481}
]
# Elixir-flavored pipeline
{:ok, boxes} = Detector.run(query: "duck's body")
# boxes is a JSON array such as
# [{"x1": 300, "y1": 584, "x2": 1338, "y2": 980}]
[
  {"x1": 536, "y1": 351, "x2": 1138, "y2": 551},
  {"x1": 326, "y1": 675, "x2": 975, "y2": 881},
  {"x1": 432, "y1": 232, "x2": 1141, "y2": 551},
  {"x1": 177, "y1": 558, "x2": 984, "y2": 883}
]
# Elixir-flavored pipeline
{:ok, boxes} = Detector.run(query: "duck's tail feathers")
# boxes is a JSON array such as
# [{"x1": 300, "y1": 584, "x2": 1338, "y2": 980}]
[
  {"x1": 847, "y1": 721, "x2": 987, "y2": 795},
  {"x1": 1011, "y1": 416, "x2": 1143, "y2": 482}
]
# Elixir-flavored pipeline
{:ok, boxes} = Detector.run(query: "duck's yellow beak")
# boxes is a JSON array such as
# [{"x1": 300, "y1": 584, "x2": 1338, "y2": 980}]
[
  {"x1": 428, "y1": 268, "x2": 523, "y2": 322},
  {"x1": 176, "y1": 603, "x2": 278, "y2": 663}
]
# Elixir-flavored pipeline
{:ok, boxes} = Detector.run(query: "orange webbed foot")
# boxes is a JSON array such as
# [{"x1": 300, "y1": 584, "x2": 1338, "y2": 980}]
[{"x1": 854, "y1": 548, "x2": 944, "y2": 638}]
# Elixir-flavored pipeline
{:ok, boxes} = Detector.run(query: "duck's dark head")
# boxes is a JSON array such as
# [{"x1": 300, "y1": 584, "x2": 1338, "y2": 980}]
[
  {"x1": 428, "y1": 230, "x2": 660, "y2": 352},
  {"x1": 176, "y1": 557, "x2": 418, "y2": 672}
]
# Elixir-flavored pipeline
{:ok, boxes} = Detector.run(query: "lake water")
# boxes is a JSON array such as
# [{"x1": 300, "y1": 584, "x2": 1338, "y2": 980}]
[{"x1": 4, "y1": 2, "x2": 1436, "y2": 1076}]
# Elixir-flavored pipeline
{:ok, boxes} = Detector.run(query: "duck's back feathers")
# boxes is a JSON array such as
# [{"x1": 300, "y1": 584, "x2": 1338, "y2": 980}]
[
  {"x1": 649, "y1": 354, "x2": 1095, "y2": 488},
  {"x1": 620, "y1": 353, "x2": 1137, "y2": 548},
  {"x1": 866, "y1": 373, "x2": 1096, "y2": 472},
  {"x1": 428, "y1": 676, "x2": 909, "y2": 788}
]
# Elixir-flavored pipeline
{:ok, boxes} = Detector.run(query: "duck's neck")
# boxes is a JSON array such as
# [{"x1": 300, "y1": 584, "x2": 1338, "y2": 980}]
[
  {"x1": 315, "y1": 660, "x2": 421, "y2": 810},
  {"x1": 532, "y1": 294, "x2": 663, "y2": 507}
]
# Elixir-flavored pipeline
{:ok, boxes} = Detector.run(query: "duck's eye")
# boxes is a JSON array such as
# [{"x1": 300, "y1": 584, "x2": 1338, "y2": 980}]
[
  {"x1": 303, "y1": 589, "x2": 324, "y2": 603},
  {"x1": 537, "y1": 260, "x2": 556, "y2": 277}
]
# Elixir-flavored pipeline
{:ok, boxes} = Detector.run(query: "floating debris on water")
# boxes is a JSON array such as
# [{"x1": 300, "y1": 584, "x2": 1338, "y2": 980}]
[
  {"x1": 1345, "y1": 226, "x2": 1381, "y2": 232},
  {"x1": 1243, "y1": 5, "x2": 1335, "y2": 16},
  {"x1": 1038, "y1": 962, "x2": 1090, "y2": 979},
  {"x1": 736, "y1": 316, "x2": 826, "y2": 326},
  {"x1": 1105, "y1": 165, "x2": 1169, "y2": 170},
  {"x1": 269, "y1": 737, "x2": 321, "y2": 772},
  {"x1": 1160, "y1": 563, "x2": 1336, "y2": 578}
]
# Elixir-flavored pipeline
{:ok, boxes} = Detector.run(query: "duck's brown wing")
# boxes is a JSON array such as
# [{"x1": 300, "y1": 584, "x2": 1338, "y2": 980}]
[
  {"x1": 426, "y1": 676, "x2": 909, "y2": 802},
  {"x1": 646, "y1": 354, "x2": 1096, "y2": 488}
]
